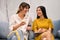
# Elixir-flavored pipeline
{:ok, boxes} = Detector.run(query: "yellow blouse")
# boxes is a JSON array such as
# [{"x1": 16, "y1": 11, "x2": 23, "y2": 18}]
[{"x1": 32, "y1": 18, "x2": 53, "y2": 32}]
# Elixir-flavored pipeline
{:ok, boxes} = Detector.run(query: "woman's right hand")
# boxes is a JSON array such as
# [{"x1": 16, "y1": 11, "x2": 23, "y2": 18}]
[
  {"x1": 13, "y1": 22, "x2": 26, "y2": 31},
  {"x1": 19, "y1": 22, "x2": 26, "y2": 26},
  {"x1": 38, "y1": 28, "x2": 42, "y2": 33},
  {"x1": 38, "y1": 28, "x2": 47, "y2": 33}
]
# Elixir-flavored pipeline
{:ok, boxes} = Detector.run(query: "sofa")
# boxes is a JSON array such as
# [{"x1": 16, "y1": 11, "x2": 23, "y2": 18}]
[
  {"x1": 52, "y1": 20, "x2": 60, "y2": 40},
  {"x1": 0, "y1": 21, "x2": 9, "y2": 40},
  {"x1": 0, "y1": 20, "x2": 60, "y2": 40},
  {"x1": 0, "y1": 21, "x2": 24, "y2": 40}
]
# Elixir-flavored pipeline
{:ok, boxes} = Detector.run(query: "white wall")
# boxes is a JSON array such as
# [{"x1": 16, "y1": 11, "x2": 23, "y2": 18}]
[
  {"x1": 39, "y1": 0, "x2": 60, "y2": 20},
  {"x1": 29, "y1": 0, "x2": 60, "y2": 20},
  {"x1": 0, "y1": 0, "x2": 8, "y2": 22},
  {"x1": 0, "y1": 0, "x2": 60, "y2": 21}
]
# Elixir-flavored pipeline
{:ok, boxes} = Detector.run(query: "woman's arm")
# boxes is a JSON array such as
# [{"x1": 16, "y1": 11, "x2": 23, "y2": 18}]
[
  {"x1": 38, "y1": 28, "x2": 47, "y2": 33},
  {"x1": 32, "y1": 20, "x2": 38, "y2": 33},
  {"x1": 13, "y1": 22, "x2": 26, "y2": 31},
  {"x1": 47, "y1": 28, "x2": 52, "y2": 33},
  {"x1": 47, "y1": 19, "x2": 54, "y2": 33},
  {"x1": 9, "y1": 15, "x2": 26, "y2": 31}
]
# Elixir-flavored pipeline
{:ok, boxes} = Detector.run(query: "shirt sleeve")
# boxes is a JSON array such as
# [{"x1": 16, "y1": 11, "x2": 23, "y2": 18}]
[
  {"x1": 48, "y1": 19, "x2": 54, "y2": 29},
  {"x1": 32, "y1": 19, "x2": 38, "y2": 32},
  {"x1": 9, "y1": 15, "x2": 17, "y2": 31}
]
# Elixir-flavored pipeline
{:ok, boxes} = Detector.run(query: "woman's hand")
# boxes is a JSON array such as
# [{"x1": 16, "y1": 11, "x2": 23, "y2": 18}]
[
  {"x1": 37, "y1": 28, "x2": 42, "y2": 33},
  {"x1": 46, "y1": 28, "x2": 51, "y2": 34},
  {"x1": 19, "y1": 22, "x2": 26, "y2": 26},
  {"x1": 38, "y1": 28, "x2": 47, "y2": 33},
  {"x1": 41, "y1": 28, "x2": 47, "y2": 33},
  {"x1": 13, "y1": 22, "x2": 26, "y2": 31}
]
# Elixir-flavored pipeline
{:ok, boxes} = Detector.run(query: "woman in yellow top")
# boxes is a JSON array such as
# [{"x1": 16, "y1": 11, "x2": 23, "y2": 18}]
[{"x1": 32, "y1": 6, "x2": 54, "y2": 40}]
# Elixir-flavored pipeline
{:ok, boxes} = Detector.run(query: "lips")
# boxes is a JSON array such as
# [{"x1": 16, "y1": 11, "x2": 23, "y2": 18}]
[{"x1": 38, "y1": 13, "x2": 41, "y2": 15}]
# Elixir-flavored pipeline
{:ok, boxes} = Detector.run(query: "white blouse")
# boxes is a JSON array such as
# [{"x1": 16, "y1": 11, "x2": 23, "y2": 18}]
[{"x1": 9, "y1": 14, "x2": 32, "y2": 33}]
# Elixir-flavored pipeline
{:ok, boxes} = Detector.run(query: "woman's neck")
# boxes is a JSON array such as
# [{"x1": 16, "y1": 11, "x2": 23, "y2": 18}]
[
  {"x1": 18, "y1": 12, "x2": 25, "y2": 19},
  {"x1": 39, "y1": 15, "x2": 45, "y2": 20}
]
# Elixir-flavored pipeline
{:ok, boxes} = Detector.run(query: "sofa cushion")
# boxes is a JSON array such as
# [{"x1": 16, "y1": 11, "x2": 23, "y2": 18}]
[
  {"x1": 56, "y1": 30, "x2": 60, "y2": 38},
  {"x1": 0, "y1": 21, "x2": 10, "y2": 38},
  {"x1": 52, "y1": 20, "x2": 60, "y2": 38}
]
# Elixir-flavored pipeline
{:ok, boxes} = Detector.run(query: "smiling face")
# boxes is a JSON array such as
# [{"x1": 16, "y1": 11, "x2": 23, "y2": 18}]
[
  {"x1": 36, "y1": 7, "x2": 43, "y2": 17},
  {"x1": 22, "y1": 7, "x2": 29, "y2": 14},
  {"x1": 16, "y1": 2, "x2": 30, "y2": 14},
  {"x1": 36, "y1": 6, "x2": 48, "y2": 19}
]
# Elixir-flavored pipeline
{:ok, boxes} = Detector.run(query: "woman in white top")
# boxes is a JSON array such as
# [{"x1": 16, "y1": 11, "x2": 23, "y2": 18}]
[{"x1": 9, "y1": 2, "x2": 32, "y2": 40}]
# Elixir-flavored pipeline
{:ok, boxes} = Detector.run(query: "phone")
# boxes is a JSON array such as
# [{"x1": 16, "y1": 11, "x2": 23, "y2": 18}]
[{"x1": 28, "y1": 24, "x2": 31, "y2": 27}]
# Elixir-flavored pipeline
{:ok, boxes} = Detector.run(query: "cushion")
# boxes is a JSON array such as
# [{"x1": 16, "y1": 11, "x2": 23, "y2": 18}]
[
  {"x1": 28, "y1": 31, "x2": 35, "y2": 39},
  {"x1": 56, "y1": 30, "x2": 60, "y2": 38},
  {"x1": 52, "y1": 20, "x2": 60, "y2": 37},
  {"x1": 0, "y1": 22, "x2": 9, "y2": 38}
]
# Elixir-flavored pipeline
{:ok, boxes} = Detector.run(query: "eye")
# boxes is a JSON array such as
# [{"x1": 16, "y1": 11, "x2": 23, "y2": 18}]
[{"x1": 36, "y1": 10, "x2": 41, "y2": 11}]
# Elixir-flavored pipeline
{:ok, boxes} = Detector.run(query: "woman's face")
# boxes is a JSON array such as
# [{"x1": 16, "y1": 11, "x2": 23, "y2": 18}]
[
  {"x1": 23, "y1": 7, "x2": 29, "y2": 14},
  {"x1": 36, "y1": 7, "x2": 43, "y2": 17}
]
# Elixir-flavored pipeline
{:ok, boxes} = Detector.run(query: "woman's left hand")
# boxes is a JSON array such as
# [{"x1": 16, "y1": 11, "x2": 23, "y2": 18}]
[
  {"x1": 47, "y1": 28, "x2": 51, "y2": 33},
  {"x1": 46, "y1": 30, "x2": 51, "y2": 34}
]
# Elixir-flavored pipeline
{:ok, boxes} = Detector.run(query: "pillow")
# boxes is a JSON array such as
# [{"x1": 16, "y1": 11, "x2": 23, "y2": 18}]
[
  {"x1": 56, "y1": 30, "x2": 60, "y2": 38},
  {"x1": 52, "y1": 20, "x2": 60, "y2": 38}
]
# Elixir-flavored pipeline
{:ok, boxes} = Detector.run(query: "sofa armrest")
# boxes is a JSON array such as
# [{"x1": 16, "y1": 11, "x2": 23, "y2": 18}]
[
  {"x1": 57, "y1": 30, "x2": 60, "y2": 38},
  {"x1": 28, "y1": 31, "x2": 35, "y2": 40}
]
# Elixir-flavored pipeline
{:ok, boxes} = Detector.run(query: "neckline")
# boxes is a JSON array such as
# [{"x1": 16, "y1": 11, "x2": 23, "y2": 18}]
[
  {"x1": 38, "y1": 18, "x2": 46, "y2": 21},
  {"x1": 17, "y1": 14, "x2": 25, "y2": 20}
]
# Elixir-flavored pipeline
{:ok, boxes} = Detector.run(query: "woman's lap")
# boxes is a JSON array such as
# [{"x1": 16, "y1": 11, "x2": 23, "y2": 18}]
[{"x1": 34, "y1": 32, "x2": 54, "y2": 40}]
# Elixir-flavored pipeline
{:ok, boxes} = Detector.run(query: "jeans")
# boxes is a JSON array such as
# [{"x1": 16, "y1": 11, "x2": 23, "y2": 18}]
[{"x1": 7, "y1": 30, "x2": 24, "y2": 40}]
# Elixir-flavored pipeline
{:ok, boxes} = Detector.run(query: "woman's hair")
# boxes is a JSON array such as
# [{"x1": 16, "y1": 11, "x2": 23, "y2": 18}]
[
  {"x1": 37, "y1": 6, "x2": 48, "y2": 19},
  {"x1": 16, "y1": 2, "x2": 30, "y2": 14}
]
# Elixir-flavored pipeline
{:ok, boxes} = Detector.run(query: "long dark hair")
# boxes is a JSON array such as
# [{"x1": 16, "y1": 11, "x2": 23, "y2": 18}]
[
  {"x1": 37, "y1": 6, "x2": 48, "y2": 19},
  {"x1": 16, "y1": 2, "x2": 30, "y2": 14}
]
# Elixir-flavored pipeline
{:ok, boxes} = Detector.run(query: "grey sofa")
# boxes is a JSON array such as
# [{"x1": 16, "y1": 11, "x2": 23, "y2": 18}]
[
  {"x1": 53, "y1": 20, "x2": 60, "y2": 40},
  {"x1": 0, "y1": 21, "x2": 24, "y2": 40},
  {"x1": 0, "y1": 21, "x2": 9, "y2": 40},
  {"x1": 0, "y1": 20, "x2": 60, "y2": 40}
]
